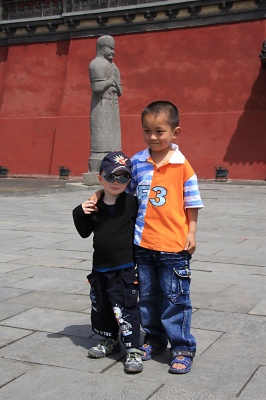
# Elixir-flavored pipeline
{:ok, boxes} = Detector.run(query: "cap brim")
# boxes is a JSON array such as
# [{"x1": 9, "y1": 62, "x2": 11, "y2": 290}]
[{"x1": 109, "y1": 166, "x2": 132, "y2": 177}]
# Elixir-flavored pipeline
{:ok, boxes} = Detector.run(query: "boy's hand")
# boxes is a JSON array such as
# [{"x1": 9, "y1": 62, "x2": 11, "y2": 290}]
[
  {"x1": 185, "y1": 208, "x2": 198, "y2": 254},
  {"x1": 89, "y1": 190, "x2": 103, "y2": 204},
  {"x1": 82, "y1": 200, "x2": 98, "y2": 214},
  {"x1": 184, "y1": 233, "x2": 196, "y2": 254}
]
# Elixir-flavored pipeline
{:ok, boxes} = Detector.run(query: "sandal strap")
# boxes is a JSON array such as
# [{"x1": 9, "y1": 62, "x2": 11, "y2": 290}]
[
  {"x1": 144, "y1": 341, "x2": 166, "y2": 351},
  {"x1": 139, "y1": 343, "x2": 154, "y2": 355},
  {"x1": 171, "y1": 350, "x2": 195, "y2": 358},
  {"x1": 171, "y1": 355, "x2": 192, "y2": 367}
]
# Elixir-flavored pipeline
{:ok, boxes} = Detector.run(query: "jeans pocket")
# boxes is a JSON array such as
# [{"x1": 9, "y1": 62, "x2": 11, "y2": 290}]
[
  {"x1": 121, "y1": 268, "x2": 138, "y2": 307},
  {"x1": 171, "y1": 267, "x2": 191, "y2": 305}
]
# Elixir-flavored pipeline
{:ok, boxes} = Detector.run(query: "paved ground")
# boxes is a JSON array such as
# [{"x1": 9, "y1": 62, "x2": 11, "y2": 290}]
[{"x1": 0, "y1": 177, "x2": 265, "y2": 399}]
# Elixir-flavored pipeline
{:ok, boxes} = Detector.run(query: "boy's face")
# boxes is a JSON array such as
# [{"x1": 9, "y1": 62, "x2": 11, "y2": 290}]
[
  {"x1": 142, "y1": 111, "x2": 180, "y2": 154},
  {"x1": 98, "y1": 170, "x2": 130, "y2": 196}
]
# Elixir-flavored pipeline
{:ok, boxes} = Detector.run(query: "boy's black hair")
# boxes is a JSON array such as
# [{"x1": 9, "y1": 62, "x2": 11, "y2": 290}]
[{"x1": 141, "y1": 100, "x2": 179, "y2": 129}]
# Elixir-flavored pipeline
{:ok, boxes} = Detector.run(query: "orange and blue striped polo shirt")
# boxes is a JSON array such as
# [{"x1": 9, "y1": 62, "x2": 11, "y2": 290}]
[{"x1": 128, "y1": 144, "x2": 204, "y2": 252}]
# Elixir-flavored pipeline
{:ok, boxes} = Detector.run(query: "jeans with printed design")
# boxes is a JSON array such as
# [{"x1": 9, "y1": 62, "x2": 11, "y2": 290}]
[{"x1": 135, "y1": 246, "x2": 196, "y2": 355}]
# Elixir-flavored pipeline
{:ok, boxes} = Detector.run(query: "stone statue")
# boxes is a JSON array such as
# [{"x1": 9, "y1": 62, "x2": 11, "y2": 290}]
[{"x1": 88, "y1": 35, "x2": 122, "y2": 172}]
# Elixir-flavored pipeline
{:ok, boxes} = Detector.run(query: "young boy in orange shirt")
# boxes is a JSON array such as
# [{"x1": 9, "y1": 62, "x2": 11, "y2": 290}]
[{"x1": 128, "y1": 101, "x2": 204, "y2": 374}]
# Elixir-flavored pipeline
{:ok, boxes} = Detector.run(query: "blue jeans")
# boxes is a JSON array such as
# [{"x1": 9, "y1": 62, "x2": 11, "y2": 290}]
[{"x1": 135, "y1": 246, "x2": 196, "y2": 356}]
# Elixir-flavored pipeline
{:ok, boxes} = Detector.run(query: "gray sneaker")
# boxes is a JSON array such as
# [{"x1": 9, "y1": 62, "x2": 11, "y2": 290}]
[
  {"x1": 88, "y1": 338, "x2": 121, "y2": 358},
  {"x1": 124, "y1": 348, "x2": 143, "y2": 373}
]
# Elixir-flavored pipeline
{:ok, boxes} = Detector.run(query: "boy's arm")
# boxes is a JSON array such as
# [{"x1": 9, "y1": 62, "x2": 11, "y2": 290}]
[
  {"x1": 184, "y1": 208, "x2": 198, "y2": 254},
  {"x1": 72, "y1": 203, "x2": 94, "y2": 238},
  {"x1": 183, "y1": 171, "x2": 204, "y2": 254}
]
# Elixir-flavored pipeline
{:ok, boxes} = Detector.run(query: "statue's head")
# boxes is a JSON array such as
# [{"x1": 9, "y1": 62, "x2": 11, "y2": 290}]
[{"x1": 96, "y1": 35, "x2": 115, "y2": 61}]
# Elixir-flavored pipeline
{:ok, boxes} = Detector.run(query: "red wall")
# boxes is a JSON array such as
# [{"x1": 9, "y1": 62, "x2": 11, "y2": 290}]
[{"x1": 0, "y1": 20, "x2": 265, "y2": 180}]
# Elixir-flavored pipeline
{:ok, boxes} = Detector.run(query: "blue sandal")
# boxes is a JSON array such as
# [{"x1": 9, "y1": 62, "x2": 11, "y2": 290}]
[
  {"x1": 139, "y1": 343, "x2": 166, "y2": 361},
  {"x1": 168, "y1": 355, "x2": 193, "y2": 374}
]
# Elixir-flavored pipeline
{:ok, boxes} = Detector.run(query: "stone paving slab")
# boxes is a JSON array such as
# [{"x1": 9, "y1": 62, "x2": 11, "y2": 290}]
[
  {"x1": 199, "y1": 331, "x2": 266, "y2": 365},
  {"x1": 0, "y1": 253, "x2": 27, "y2": 263},
  {"x1": 193, "y1": 265, "x2": 266, "y2": 290},
  {"x1": 0, "y1": 262, "x2": 31, "y2": 274},
  {"x1": 0, "y1": 326, "x2": 33, "y2": 347},
  {"x1": 7, "y1": 255, "x2": 88, "y2": 269},
  {"x1": 6, "y1": 275, "x2": 88, "y2": 294},
  {"x1": 1, "y1": 264, "x2": 89, "y2": 294},
  {"x1": 0, "y1": 331, "x2": 123, "y2": 373},
  {"x1": 196, "y1": 253, "x2": 266, "y2": 267},
  {"x1": 0, "y1": 303, "x2": 33, "y2": 321},
  {"x1": 238, "y1": 366, "x2": 266, "y2": 400},
  {"x1": 0, "y1": 364, "x2": 162, "y2": 400},
  {"x1": 192, "y1": 309, "x2": 266, "y2": 335},
  {"x1": 4, "y1": 290, "x2": 89, "y2": 312},
  {"x1": 0, "y1": 180, "x2": 266, "y2": 399},
  {"x1": 192, "y1": 261, "x2": 265, "y2": 275},
  {"x1": 2, "y1": 264, "x2": 87, "y2": 282},
  {"x1": 13, "y1": 247, "x2": 91, "y2": 262},
  {"x1": 0, "y1": 358, "x2": 36, "y2": 389},
  {"x1": 0, "y1": 307, "x2": 92, "y2": 335},
  {"x1": 150, "y1": 386, "x2": 235, "y2": 400},
  {"x1": 0, "y1": 287, "x2": 32, "y2": 301},
  {"x1": 191, "y1": 328, "x2": 223, "y2": 356},
  {"x1": 191, "y1": 289, "x2": 260, "y2": 314},
  {"x1": 249, "y1": 299, "x2": 266, "y2": 316}
]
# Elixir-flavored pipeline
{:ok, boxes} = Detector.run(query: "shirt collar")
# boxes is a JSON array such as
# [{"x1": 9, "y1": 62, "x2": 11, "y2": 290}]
[
  {"x1": 140, "y1": 143, "x2": 185, "y2": 164},
  {"x1": 169, "y1": 144, "x2": 185, "y2": 164}
]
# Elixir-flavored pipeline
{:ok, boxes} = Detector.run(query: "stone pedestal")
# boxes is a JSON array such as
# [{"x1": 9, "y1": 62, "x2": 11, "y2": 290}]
[{"x1": 83, "y1": 153, "x2": 106, "y2": 186}]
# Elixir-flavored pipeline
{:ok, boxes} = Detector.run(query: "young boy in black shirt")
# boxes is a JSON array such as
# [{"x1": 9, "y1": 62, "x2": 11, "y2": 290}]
[{"x1": 72, "y1": 151, "x2": 142, "y2": 373}]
